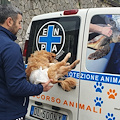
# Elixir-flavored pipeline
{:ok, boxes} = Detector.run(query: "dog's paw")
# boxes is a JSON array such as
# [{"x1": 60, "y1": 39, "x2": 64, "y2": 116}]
[
  {"x1": 66, "y1": 62, "x2": 70, "y2": 66},
  {"x1": 71, "y1": 86, "x2": 76, "y2": 89},
  {"x1": 58, "y1": 83, "x2": 61, "y2": 87},
  {"x1": 67, "y1": 53, "x2": 71, "y2": 58},
  {"x1": 58, "y1": 83, "x2": 69, "y2": 92}
]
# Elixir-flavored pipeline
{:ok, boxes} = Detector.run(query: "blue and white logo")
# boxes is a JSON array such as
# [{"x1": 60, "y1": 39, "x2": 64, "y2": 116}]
[{"x1": 36, "y1": 21, "x2": 65, "y2": 55}]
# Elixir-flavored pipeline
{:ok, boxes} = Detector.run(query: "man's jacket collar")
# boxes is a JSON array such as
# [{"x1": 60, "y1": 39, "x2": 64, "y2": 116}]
[{"x1": 0, "y1": 26, "x2": 17, "y2": 41}]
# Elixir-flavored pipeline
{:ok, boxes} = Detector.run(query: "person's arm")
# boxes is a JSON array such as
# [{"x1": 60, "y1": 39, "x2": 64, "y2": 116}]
[
  {"x1": 89, "y1": 24, "x2": 113, "y2": 37},
  {"x1": 3, "y1": 43, "x2": 52, "y2": 97}
]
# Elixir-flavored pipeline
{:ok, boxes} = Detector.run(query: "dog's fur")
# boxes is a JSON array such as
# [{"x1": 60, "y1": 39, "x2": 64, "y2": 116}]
[{"x1": 25, "y1": 50, "x2": 80, "y2": 91}]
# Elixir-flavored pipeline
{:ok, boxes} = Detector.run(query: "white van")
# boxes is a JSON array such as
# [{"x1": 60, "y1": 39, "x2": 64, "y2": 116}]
[{"x1": 23, "y1": 8, "x2": 120, "y2": 120}]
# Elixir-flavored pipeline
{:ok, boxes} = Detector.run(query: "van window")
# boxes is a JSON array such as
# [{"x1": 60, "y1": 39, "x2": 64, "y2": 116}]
[
  {"x1": 86, "y1": 14, "x2": 120, "y2": 74},
  {"x1": 26, "y1": 16, "x2": 80, "y2": 64}
]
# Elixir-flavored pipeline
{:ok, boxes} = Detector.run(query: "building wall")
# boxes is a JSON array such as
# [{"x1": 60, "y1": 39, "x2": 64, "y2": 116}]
[
  {"x1": 80, "y1": 0, "x2": 110, "y2": 8},
  {"x1": 10, "y1": 0, "x2": 109, "y2": 50}
]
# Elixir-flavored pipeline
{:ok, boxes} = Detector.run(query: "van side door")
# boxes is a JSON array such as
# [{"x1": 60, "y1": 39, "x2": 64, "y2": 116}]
[{"x1": 79, "y1": 7, "x2": 120, "y2": 120}]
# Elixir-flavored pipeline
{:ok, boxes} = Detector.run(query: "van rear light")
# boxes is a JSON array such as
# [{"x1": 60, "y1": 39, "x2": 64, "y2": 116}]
[
  {"x1": 63, "y1": 9, "x2": 78, "y2": 15},
  {"x1": 23, "y1": 40, "x2": 28, "y2": 56}
]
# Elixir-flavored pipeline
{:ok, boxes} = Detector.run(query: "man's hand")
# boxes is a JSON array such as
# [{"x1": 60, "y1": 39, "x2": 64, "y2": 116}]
[
  {"x1": 41, "y1": 79, "x2": 53, "y2": 92},
  {"x1": 89, "y1": 24, "x2": 113, "y2": 37},
  {"x1": 101, "y1": 24, "x2": 112, "y2": 37}
]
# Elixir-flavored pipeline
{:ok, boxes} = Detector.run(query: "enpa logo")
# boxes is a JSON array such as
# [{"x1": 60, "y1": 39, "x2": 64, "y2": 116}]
[{"x1": 36, "y1": 21, "x2": 65, "y2": 55}]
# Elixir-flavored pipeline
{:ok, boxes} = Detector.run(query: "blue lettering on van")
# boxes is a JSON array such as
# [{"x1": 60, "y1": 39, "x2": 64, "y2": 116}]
[
  {"x1": 67, "y1": 71, "x2": 120, "y2": 85},
  {"x1": 67, "y1": 71, "x2": 80, "y2": 79},
  {"x1": 25, "y1": 64, "x2": 120, "y2": 85},
  {"x1": 39, "y1": 25, "x2": 62, "y2": 52},
  {"x1": 80, "y1": 72, "x2": 120, "y2": 85}
]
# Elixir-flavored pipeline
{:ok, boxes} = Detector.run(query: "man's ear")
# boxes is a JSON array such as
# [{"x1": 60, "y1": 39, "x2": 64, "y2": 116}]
[{"x1": 6, "y1": 17, "x2": 13, "y2": 27}]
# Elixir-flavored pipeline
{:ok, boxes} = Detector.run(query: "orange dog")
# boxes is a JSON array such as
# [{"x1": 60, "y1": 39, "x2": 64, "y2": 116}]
[{"x1": 25, "y1": 50, "x2": 80, "y2": 91}]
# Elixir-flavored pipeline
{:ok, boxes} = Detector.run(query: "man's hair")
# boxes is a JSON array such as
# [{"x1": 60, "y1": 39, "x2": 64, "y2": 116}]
[{"x1": 0, "y1": 4, "x2": 22, "y2": 24}]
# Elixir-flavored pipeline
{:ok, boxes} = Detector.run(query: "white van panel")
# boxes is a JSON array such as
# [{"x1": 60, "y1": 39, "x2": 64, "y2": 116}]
[
  {"x1": 26, "y1": 9, "x2": 88, "y2": 120},
  {"x1": 79, "y1": 7, "x2": 120, "y2": 120}
]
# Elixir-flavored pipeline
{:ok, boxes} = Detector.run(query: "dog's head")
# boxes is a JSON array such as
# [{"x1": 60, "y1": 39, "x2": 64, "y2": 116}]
[{"x1": 33, "y1": 50, "x2": 57, "y2": 63}]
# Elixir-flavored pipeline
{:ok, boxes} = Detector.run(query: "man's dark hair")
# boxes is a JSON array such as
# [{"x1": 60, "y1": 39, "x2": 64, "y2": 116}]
[{"x1": 0, "y1": 4, "x2": 22, "y2": 24}]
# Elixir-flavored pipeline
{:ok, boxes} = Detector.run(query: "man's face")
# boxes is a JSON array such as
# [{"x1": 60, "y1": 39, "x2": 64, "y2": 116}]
[{"x1": 9, "y1": 14, "x2": 22, "y2": 35}]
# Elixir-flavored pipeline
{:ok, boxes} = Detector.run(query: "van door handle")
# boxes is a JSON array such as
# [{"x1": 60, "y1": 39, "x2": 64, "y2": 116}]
[
  {"x1": 52, "y1": 106, "x2": 60, "y2": 110},
  {"x1": 35, "y1": 101, "x2": 43, "y2": 106}
]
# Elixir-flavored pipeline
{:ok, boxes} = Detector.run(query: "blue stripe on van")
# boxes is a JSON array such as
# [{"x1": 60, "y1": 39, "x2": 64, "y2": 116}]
[
  {"x1": 80, "y1": 72, "x2": 120, "y2": 85},
  {"x1": 67, "y1": 71, "x2": 120, "y2": 85},
  {"x1": 25, "y1": 64, "x2": 120, "y2": 85},
  {"x1": 25, "y1": 64, "x2": 27, "y2": 69}
]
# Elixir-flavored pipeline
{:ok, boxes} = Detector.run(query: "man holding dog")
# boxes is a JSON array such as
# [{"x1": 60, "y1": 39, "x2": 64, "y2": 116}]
[{"x1": 0, "y1": 4, "x2": 53, "y2": 120}]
